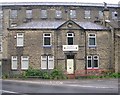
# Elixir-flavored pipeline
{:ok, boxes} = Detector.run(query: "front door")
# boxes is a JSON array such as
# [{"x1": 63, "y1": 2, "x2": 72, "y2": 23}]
[{"x1": 67, "y1": 55, "x2": 74, "y2": 74}]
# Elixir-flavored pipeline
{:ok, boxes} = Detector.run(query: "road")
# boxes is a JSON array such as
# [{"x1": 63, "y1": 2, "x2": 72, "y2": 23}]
[{"x1": 1, "y1": 79, "x2": 119, "y2": 95}]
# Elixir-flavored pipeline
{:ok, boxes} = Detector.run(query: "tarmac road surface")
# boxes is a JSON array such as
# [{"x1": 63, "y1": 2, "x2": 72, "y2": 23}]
[{"x1": 1, "y1": 78, "x2": 119, "y2": 95}]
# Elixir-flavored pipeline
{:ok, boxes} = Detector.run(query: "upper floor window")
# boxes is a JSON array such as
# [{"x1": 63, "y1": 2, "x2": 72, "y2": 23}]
[
  {"x1": 43, "y1": 33, "x2": 51, "y2": 47},
  {"x1": 88, "y1": 34, "x2": 96, "y2": 47},
  {"x1": 99, "y1": 11, "x2": 103, "y2": 19},
  {"x1": 85, "y1": 10, "x2": 90, "y2": 19},
  {"x1": 41, "y1": 10, "x2": 47, "y2": 19},
  {"x1": 67, "y1": 33, "x2": 74, "y2": 45},
  {"x1": 70, "y1": 10, "x2": 76, "y2": 19},
  {"x1": 55, "y1": 10, "x2": 62, "y2": 19},
  {"x1": 26, "y1": 10, "x2": 32, "y2": 19},
  {"x1": 11, "y1": 56, "x2": 18, "y2": 70},
  {"x1": 87, "y1": 55, "x2": 99, "y2": 69},
  {"x1": 17, "y1": 33, "x2": 24, "y2": 47},
  {"x1": 10, "y1": 10, "x2": 17, "y2": 19},
  {"x1": 21, "y1": 56, "x2": 29, "y2": 70},
  {"x1": 112, "y1": 11, "x2": 118, "y2": 19},
  {"x1": 41, "y1": 55, "x2": 54, "y2": 69}
]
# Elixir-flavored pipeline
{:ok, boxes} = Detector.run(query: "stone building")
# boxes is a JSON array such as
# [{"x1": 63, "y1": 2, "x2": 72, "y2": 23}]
[{"x1": 1, "y1": 2, "x2": 120, "y2": 77}]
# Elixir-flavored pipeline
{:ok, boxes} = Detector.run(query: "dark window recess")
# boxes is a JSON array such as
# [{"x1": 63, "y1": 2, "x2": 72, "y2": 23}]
[
  {"x1": 115, "y1": 13, "x2": 117, "y2": 17},
  {"x1": 67, "y1": 55, "x2": 74, "y2": 59},
  {"x1": 89, "y1": 38, "x2": 95, "y2": 45},
  {"x1": 68, "y1": 37, "x2": 73, "y2": 45},
  {"x1": 88, "y1": 60, "x2": 92, "y2": 68},
  {"x1": 44, "y1": 37, "x2": 50, "y2": 45},
  {"x1": 45, "y1": 34, "x2": 50, "y2": 36},
  {"x1": 93, "y1": 60, "x2": 98, "y2": 67}
]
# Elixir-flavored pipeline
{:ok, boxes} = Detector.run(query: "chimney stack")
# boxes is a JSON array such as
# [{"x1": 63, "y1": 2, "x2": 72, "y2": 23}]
[{"x1": 103, "y1": 2, "x2": 110, "y2": 26}]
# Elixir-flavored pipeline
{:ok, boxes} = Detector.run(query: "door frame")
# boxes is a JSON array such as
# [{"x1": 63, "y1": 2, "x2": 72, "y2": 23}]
[{"x1": 66, "y1": 54, "x2": 75, "y2": 74}]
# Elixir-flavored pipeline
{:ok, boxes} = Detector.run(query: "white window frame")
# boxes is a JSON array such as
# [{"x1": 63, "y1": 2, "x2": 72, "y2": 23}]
[
  {"x1": 41, "y1": 10, "x2": 47, "y2": 19},
  {"x1": 48, "y1": 56, "x2": 54, "y2": 69},
  {"x1": 87, "y1": 55, "x2": 99, "y2": 69},
  {"x1": 21, "y1": 56, "x2": 29, "y2": 70},
  {"x1": 10, "y1": 10, "x2": 17, "y2": 19},
  {"x1": 99, "y1": 11, "x2": 103, "y2": 19},
  {"x1": 11, "y1": 56, "x2": 18, "y2": 70},
  {"x1": 43, "y1": 33, "x2": 51, "y2": 47},
  {"x1": 17, "y1": 33, "x2": 24, "y2": 47},
  {"x1": 70, "y1": 10, "x2": 76, "y2": 19},
  {"x1": 55, "y1": 10, "x2": 62, "y2": 19},
  {"x1": 88, "y1": 34, "x2": 96, "y2": 47},
  {"x1": 87, "y1": 56, "x2": 92, "y2": 69},
  {"x1": 93, "y1": 55, "x2": 99, "y2": 69},
  {"x1": 41, "y1": 55, "x2": 54, "y2": 69},
  {"x1": 67, "y1": 33, "x2": 74, "y2": 45},
  {"x1": 112, "y1": 11, "x2": 118, "y2": 19},
  {"x1": 85, "y1": 10, "x2": 91, "y2": 19},
  {"x1": 41, "y1": 56, "x2": 47, "y2": 69},
  {"x1": 26, "y1": 10, "x2": 32, "y2": 19}
]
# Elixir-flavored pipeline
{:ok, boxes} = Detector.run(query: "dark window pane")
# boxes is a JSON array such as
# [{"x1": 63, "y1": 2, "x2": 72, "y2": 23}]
[
  {"x1": 44, "y1": 37, "x2": 50, "y2": 45},
  {"x1": 45, "y1": 34, "x2": 50, "y2": 36},
  {"x1": 68, "y1": 34, "x2": 73, "y2": 36},
  {"x1": 89, "y1": 38, "x2": 95, "y2": 45},
  {"x1": 93, "y1": 60, "x2": 98, "y2": 67},
  {"x1": 68, "y1": 37, "x2": 73, "y2": 45},
  {"x1": 88, "y1": 60, "x2": 92, "y2": 67},
  {"x1": 115, "y1": 13, "x2": 117, "y2": 17}
]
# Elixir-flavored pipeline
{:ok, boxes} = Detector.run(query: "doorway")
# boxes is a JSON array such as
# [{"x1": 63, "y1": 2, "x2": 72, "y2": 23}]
[{"x1": 66, "y1": 55, "x2": 74, "y2": 74}]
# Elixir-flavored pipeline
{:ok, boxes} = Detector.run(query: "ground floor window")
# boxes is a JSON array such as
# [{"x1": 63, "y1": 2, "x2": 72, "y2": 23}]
[
  {"x1": 11, "y1": 56, "x2": 18, "y2": 70},
  {"x1": 41, "y1": 55, "x2": 54, "y2": 69},
  {"x1": 21, "y1": 56, "x2": 29, "y2": 70},
  {"x1": 87, "y1": 55, "x2": 99, "y2": 69}
]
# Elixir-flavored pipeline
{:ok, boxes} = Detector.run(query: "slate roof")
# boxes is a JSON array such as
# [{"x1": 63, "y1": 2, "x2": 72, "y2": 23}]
[
  {"x1": 9, "y1": 20, "x2": 109, "y2": 30},
  {"x1": 76, "y1": 21, "x2": 108, "y2": 30},
  {"x1": 107, "y1": 20, "x2": 120, "y2": 29},
  {"x1": 14, "y1": 21, "x2": 66, "y2": 29},
  {"x1": 1, "y1": 2, "x2": 119, "y2": 8}
]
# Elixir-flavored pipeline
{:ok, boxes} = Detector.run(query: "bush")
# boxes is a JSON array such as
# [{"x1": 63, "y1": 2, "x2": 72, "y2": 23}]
[
  {"x1": 42, "y1": 71, "x2": 50, "y2": 79},
  {"x1": 50, "y1": 69, "x2": 67, "y2": 79},
  {"x1": 2, "y1": 73, "x2": 9, "y2": 79},
  {"x1": 21, "y1": 68, "x2": 67, "y2": 80},
  {"x1": 25, "y1": 68, "x2": 43, "y2": 77}
]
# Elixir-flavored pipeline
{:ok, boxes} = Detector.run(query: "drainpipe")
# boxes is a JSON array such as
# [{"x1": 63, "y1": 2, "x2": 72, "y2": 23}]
[
  {"x1": 84, "y1": 30, "x2": 87, "y2": 75},
  {"x1": 109, "y1": 27, "x2": 115, "y2": 72}
]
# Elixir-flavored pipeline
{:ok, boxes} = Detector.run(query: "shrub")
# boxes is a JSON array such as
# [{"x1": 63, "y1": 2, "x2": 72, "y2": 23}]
[
  {"x1": 50, "y1": 69, "x2": 67, "y2": 79},
  {"x1": 25, "y1": 68, "x2": 43, "y2": 77},
  {"x1": 2, "y1": 73, "x2": 9, "y2": 79},
  {"x1": 21, "y1": 68, "x2": 67, "y2": 80},
  {"x1": 42, "y1": 71, "x2": 50, "y2": 79}
]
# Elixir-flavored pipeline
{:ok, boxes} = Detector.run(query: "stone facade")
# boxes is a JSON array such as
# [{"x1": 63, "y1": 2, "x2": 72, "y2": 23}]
[{"x1": 1, "y1": 2, "x2": 120, "y2": 76}]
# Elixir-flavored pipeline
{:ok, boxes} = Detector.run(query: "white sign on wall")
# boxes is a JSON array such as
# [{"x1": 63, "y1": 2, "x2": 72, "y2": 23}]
[{"x1": 63, "y1": 45, "x2": 78, "y2": 51}]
